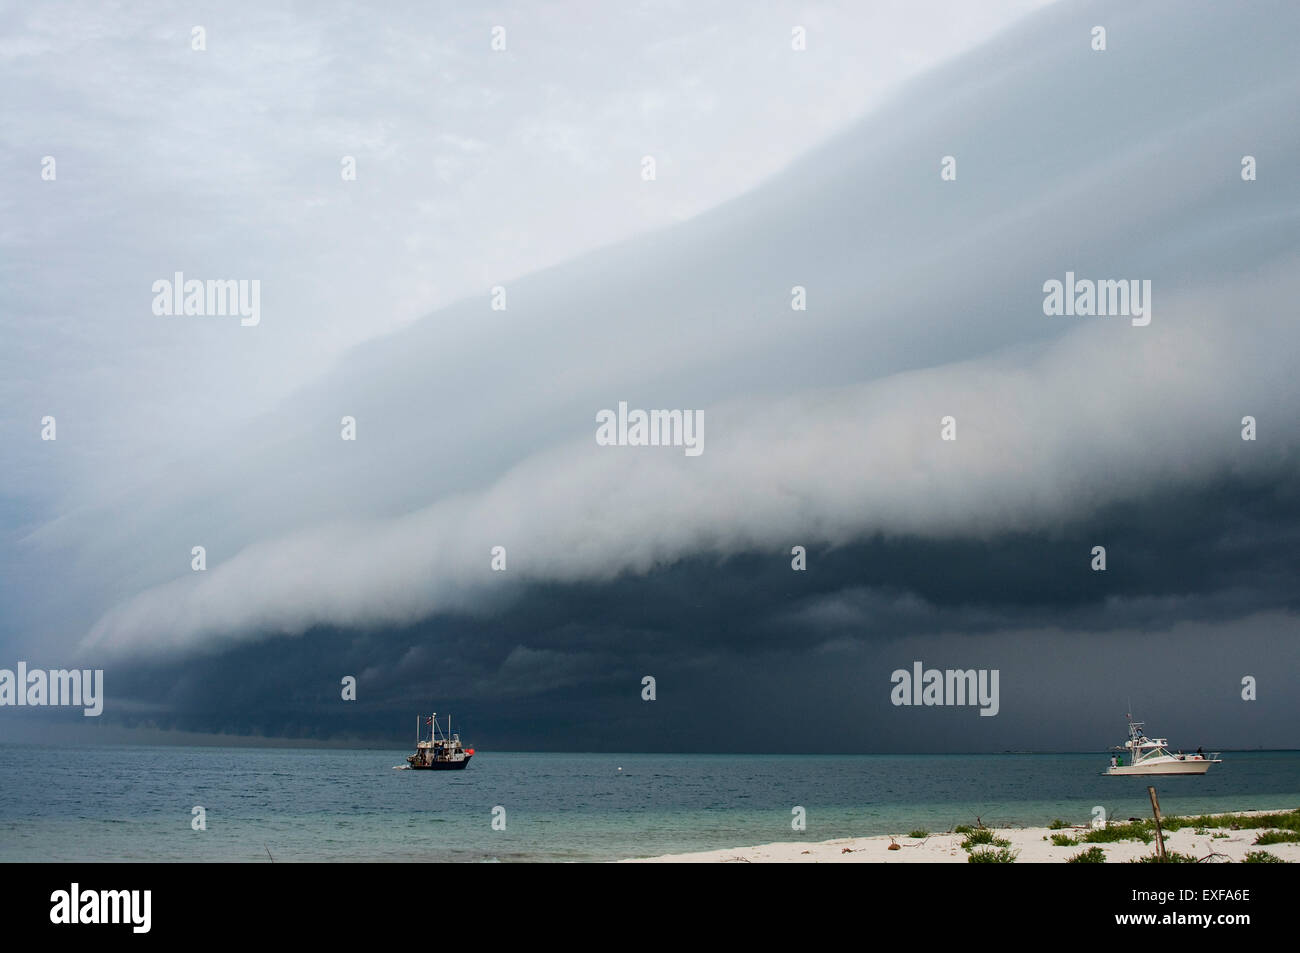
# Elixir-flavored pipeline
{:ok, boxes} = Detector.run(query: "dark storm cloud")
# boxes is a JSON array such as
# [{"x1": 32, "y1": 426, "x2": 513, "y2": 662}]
[
  {"x1": 4, "y1": 0, "x2": 1299, "y2": 752},
  {"x1": 60, "y1": 471, "x2": 1298, "y2": 750},
  {"x1": 54, "y1": 0, "x2": 1300, "y2": 658}
]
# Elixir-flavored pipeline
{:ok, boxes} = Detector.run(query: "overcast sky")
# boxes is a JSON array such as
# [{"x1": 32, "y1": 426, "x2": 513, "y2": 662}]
[{"x1": 3, "y1": 0, "x2": 1297, "y2": 752}]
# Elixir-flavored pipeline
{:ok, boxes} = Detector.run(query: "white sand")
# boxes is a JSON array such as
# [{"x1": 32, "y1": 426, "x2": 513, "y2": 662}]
[{"x1": 623, "y1": 811, "x2": 1300, "y2": 863}]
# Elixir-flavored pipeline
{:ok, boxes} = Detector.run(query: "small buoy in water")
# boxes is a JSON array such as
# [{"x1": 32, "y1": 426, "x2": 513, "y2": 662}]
[{"x1": 617, "y1": 766, "x2": 623, "y2": 772}]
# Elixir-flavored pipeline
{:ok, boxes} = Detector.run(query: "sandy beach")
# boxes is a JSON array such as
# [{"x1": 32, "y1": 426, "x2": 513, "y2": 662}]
[{"x1": 624, "y1": 810, "x2": 1300, "y2": 863}]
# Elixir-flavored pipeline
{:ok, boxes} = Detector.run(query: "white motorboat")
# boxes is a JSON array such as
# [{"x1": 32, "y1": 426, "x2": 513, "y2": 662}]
[{"x1": 1104, "y1": 716, "x2": 1221, "y2": 776}]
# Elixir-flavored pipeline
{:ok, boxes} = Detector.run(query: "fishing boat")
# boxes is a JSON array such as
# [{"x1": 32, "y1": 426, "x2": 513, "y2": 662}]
[
  {"x1": 1104, "y1": 716, "x2": 1220, "y2": 776},
  {"x1": 406, "y1": 712, "x2": 474, "y2": 770}
]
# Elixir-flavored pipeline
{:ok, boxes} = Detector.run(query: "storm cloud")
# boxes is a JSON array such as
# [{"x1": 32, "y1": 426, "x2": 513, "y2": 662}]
[{"x1": 3, "y1": 0, "x2": 1298, "y2": 750}]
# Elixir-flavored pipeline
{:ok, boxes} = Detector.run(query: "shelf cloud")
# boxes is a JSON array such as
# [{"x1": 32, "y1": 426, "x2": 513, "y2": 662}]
[{"x1": 5, "y1": 0, "x2": 1299, "y2": 748}]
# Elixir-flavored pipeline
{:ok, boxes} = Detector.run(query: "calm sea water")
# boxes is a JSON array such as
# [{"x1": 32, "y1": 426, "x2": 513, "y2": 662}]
[{"x1": 2, "y1": 745, "x2": 1297, "y2": 862}]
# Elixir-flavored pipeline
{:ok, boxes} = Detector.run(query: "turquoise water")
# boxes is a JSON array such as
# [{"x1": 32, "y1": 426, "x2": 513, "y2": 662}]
[{"x1": 2, "y1": 745, "x2": 1297, "y2": 862}]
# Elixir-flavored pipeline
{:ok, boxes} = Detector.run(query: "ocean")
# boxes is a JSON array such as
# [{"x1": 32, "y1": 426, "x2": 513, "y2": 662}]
[{"x1": 2, "y1": 745, "x2": 1298, "y2": 862}]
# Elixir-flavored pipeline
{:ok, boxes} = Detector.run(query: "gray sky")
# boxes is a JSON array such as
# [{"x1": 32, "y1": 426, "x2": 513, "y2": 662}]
[{"x1": 3, "y1": 0, "x2": 1298, "y2": 751}]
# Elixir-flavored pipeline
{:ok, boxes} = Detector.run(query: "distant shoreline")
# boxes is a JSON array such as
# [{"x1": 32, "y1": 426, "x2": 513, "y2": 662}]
[{"x1": 4, "y1": 739, "x2": 1299, "y2": 755}]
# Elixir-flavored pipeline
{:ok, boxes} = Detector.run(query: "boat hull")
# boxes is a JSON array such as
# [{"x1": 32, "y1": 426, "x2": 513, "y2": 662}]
[
  {"x1": 409, "y1": 755, "x2": 473, "y2": 770},
  {"x1": 1105, "y1": 760, "x2": 1214, "y2": 776}
]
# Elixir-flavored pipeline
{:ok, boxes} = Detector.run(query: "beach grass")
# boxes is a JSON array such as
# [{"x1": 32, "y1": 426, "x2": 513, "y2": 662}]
[
  {"x1": 961, "y1": 829, "x2": 1010, "y2": 850},
  {"x1": 1083, "y1": 820, "x2": 1153, "y2": 844},
  {"x1": 1243, "y1": 850, "x2": 1287, "y2": 863},
  {"x1": 1130, "y1": 850, "x2": 1199, "y2": 863},
  {"x1": 968, "y1": 846, "x2": 1018, "y2": 863},
  {"x1": 1163, "y1": 807, "x2": 1300, "y2": 833},
  {"x1": 1253, "y1": 830, "x2": 1300, "y2": 846},
  {"x1": 1067, "y1": 846, "x2": 1106, "y2": 863}
]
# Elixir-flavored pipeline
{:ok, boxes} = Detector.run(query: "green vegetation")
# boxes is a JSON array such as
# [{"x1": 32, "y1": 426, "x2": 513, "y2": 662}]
[
  {"x1": 1243, "y1": 850, "x2": 1287, "y2": 864},
  {"x1": 1034, "y1": 808, "x2": 1300, "y2": 862},
  {"x1": 1163, "y1": 808, "x2": 1300, "y2": 833},
  {"x1": 968, "y1": 847, "x2": 1018, "y2": 863},
  {"x1": 1066, "y1": 846, "x2": 1106, "y2": 864},
  {"x1": 1048, "y1": 819, "x2": 1068, "y2": 830},
  {"x1": 1130, "y1": 850, "x2": 1199, "y2": 863},
  {"x1": 1083, "y1": 807, "x2": 1300, "y2": 839},
  {"x1": 908, "y1": 829, "x2": 929, "y2": 838},
  {"x1": 1083, "y1": 820, "x2": 1153, "y2": 845},
  {"x1": 1253, "y1": 830, "x2": 1300, "y2": 846},
  {"x1": 952, "y1": 824, "x2": 975, "y2": 834},
  {"x1": 961, "y1": 828, "x2": 1010, "y2": 850}
]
